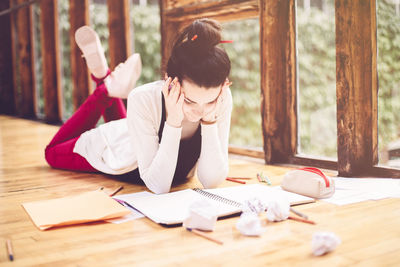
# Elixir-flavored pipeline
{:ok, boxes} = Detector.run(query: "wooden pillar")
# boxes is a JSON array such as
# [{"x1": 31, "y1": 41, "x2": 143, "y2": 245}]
[
  {"x1": 0, "y1": 1, "x2": 16, "y2": 115},
  {"x1": 159, "y1": 0, "x2": 184, "y2": 77},
  {"x1": 40, "y1": 0, "x2": 62, "y2": 123},
  {"x1": 15, "y1": 0, "x2": 36, "y2": 118},
  {"x1": 335, "y1": 0, "x2": 378, "y2": 176},
  {"x1": 107, "y1": 0, "x2": 131, "y2": 69},
  {"x1": 259, "y1": 0, "x2": 297, "y2": 163},
  {"x1": 69, "y1": 0, "x2": 90, "y2": 111}
]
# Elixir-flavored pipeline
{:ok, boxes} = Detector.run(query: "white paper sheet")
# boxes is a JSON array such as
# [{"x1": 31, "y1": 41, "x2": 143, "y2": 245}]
[{"x1": 322, "y1": 177, "x2": 400, "y2": 205}]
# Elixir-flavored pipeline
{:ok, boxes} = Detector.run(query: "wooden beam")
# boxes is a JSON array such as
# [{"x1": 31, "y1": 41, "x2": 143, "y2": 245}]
[
  {"x1": 0, "y1": 0, "x2": 16, "y2": 115},
  {"x1": 335, "y1": 0, "x2": 378, "y2": 176},
  {"x1": 107, "y1": 0, "x2": 131, "y2": 70},
  {"x1": 69, "y1": 0, "x2": 90, "y2": 111},
  {"x1": 260, "y1": 0, "x2": 297, "y2": 164},
  {"x1": 40, "y1": 0, "x2": 62, "y2": 123},
  {"x1": 289, "y1": 155, "x2": 338, "y2": 171},
  {"x1": 15, "y1": 0, "x2": 36, "y2": 118},
  {"x1": 165, "y1": 0, "x2": 259, "y2": 22},
  {"x1": 228, "y1": 145, "x2": 264, "y2": 159},
  {"x1": 159, "y1": 0, "x2": 183, "y2": 76}
]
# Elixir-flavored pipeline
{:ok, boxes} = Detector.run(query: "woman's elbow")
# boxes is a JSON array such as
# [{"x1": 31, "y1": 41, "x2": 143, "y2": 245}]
[
  {"x1": 198, "y1": 167, "x2": 228, "y2": 189},
  {"x1": 145, "y1": 182, "x2": 171, "y2": 195}
]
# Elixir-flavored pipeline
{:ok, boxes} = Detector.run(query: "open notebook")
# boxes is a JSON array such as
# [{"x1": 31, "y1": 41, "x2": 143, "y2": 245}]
[{"x1": 122, "y1": 184, "x2": 315, "y2": 225}]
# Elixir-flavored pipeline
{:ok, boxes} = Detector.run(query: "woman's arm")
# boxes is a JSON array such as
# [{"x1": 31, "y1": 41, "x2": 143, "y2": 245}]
[
  {"x1": 196, "y1": 88, "x2": 232, "y2": 188},
  {"x1": 127, "y1": 87, "x2": 181, "y2": 194}
]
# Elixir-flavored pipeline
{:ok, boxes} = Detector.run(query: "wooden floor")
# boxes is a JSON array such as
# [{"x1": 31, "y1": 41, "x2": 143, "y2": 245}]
[{"x1": 0, "y1": 115, "x2": 399, "y2": 266}]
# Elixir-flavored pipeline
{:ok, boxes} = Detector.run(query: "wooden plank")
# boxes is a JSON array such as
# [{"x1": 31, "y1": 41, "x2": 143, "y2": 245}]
[
  {"x1": 69, "y1": 0, "x2": 90, "y2": 111},
  {"x1": 368, "y1": 166, "x2": 400, "y2": 178},
  {"x1": 15, "y1": 0, "x2": 36, "y2": 118},
  {"x1": 228, "y1": 145, "x2": 264, "y2": 159},
  {"x1": 165, "y1": 0, "x2": 259, "y2": 22},
  {"x1": 335, "y1": 0, "x2": 378, "y2": 176},
  {"x1": 0, "y1": 1, "x2": 16, "y2": 115},
  {"x1": 260, "y1": 0, "x2": 297, "y2": 164},
  {"x1": 40, "y1": 0, "x2": 62, "y2": 123},
  {"x1": 107, "y1": 0, "x2": 131, "y2": 70}
]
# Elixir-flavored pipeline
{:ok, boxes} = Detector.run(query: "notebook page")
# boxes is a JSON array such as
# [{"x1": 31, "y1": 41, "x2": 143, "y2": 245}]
[
  {"x1": 204, "y1": 184, "x2": 314, "y2": 206},
  {"x1": 123, "y1": 189, "x2": 240, "y2": 225}
]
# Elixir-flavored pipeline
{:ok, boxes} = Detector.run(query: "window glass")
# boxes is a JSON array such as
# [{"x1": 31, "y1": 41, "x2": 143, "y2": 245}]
[
  {"x1": 222, "y1": 19, "x2": 262, "y2": 148},
  {"x1": 377, "y1": 0, "x2": 400, "y2": 169},
  {"x1": 297, "y1": 0, "x2": 337, "y2": 159}
]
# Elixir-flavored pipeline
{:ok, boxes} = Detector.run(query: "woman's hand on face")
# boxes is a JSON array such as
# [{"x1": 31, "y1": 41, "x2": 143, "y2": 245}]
[
  {"x1": 201, "y1": 79, "x2": 232, "y2": 124},
  {"x1": 162, "y1": 77, "x2": 184, "y2": 128}
]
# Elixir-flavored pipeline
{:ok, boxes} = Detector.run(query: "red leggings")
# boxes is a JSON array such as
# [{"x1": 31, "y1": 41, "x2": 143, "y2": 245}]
[{"x1": 45, "y1": 71, "x2": 126, "y2": 172}]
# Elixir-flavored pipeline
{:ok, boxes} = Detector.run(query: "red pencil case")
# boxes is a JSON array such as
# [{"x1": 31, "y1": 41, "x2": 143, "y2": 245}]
[{"x1": 281, "y1": 167, "x2": 335, "y2": 199}]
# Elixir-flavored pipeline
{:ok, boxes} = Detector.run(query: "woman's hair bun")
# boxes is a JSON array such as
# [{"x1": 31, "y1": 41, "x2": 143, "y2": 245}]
[
  {"x1": 176, "y1": 18, "x2": 222, "y2": 55},
  {"x1": 166, "y1": 18, "x2": 231, "y2": 88}
]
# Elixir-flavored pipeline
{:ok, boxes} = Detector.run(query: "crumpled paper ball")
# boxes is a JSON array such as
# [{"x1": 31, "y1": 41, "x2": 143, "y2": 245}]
[
  {"x1": 182, "y1": 200, "x2": 218, "y2": 231},
  {"x1": 312, "y1": 232, "x2": 341, "y2": 256},
  {"x1": 265, "y1": 198, "x2": 290, "y2": 222},
  {"x1": 241, "y1": 197, "x2": 266, "y2": 215},
  {"x1": 236, "y1": 212, "x2": 264, "y2": 236}
]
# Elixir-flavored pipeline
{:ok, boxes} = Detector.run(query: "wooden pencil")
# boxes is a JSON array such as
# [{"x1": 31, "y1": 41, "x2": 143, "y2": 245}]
[
  {"x1": 186, "y1": 228, "x2": 223, "y2": 245},
  {"x1": 290, "y1": 207, "x2": 309, "y2": 219},
  {"x1": 227, "y1": 177, "x2": 252, "y2": 180},
  {"x1": 288, "y1": 216, "x2": 316, "y2": 225},
  {"x1": 109, "y1": 186, "x2": 124, "y2": 197},
  {"x1": 6, "y1": 239, "x2": 13, "y2": 261},
  {"x1": 226, "y1": 178, "x2": 246, "y2": 184}
]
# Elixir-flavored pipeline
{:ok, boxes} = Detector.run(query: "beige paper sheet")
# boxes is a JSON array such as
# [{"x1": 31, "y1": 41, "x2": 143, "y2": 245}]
[{"x1": 22, "y1": 191, "x2": 130, "y2": 230}]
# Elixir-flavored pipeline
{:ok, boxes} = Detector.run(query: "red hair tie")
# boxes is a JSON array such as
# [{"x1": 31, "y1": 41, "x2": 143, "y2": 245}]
[{"x1": 220, "y1": 40, "x2": 233, "y2": 43}]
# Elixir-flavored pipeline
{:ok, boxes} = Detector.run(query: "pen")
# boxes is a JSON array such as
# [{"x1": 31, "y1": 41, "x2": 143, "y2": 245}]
[
  {"x1": 226, "y1": 178, "x2": 246, "y2": 184},
  {"x1": 109, "y1": 186, "x2": 124, "y2": 197},
  {"x1": 290, "y1": 207, "x2": 309, "y2": 220},
  {"x1": 288, "y1": 216, "x2": 316, "y2": 225},
  {"x1": 186, "y1": 228, "x2": 223, "y2": 245},
  {"x1": 6, "y1": 239, "x2": 13, "y2": 261}
]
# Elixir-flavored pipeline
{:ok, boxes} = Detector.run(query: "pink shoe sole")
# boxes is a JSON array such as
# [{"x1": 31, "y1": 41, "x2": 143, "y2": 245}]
[{"x1": 75, "y1": 26, "x2": 108, "y2": 79}]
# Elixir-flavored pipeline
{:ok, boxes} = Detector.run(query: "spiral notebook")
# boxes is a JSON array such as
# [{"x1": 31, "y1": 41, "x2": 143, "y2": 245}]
[{"x1": 122, "y1": 184, "x2": 314, "y2": 225}]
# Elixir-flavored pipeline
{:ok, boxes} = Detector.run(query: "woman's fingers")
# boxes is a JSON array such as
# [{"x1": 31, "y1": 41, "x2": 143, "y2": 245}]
[
  {"x1": 162, "y1": 77, "x2": 172, "y2": 97},
  {"x1": 170, "y1": 78, "x2": 181, "y2": 103}
]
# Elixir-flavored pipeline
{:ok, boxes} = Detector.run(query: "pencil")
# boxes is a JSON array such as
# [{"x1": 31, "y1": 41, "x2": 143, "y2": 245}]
[
  {"x1": 290, "y1": 207, "x2": 309, "y2": 220},
  {"x1": 109, "y1": 185, "x2": 124, "y2": 197},
  {"x1": 288, "y1": 216, "x2": 316, "y2": 225},
  {"x1": 227, "y1": 177, "x2": 252, "y2": 180},
  {"x1": 6, "y1": 239, "x2": 13, "y2": 261},
  {"x1": 226, "y1": 178, "x2": 246, "y2": 184},
  {"x1": 186, "y1": 228, "x2": 223, "y2": 245}
]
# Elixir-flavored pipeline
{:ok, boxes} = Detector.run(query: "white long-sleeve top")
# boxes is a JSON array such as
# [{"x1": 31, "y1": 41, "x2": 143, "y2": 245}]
[{"x1": 74, "y1": 80, "x2": 232, "y2": 194}]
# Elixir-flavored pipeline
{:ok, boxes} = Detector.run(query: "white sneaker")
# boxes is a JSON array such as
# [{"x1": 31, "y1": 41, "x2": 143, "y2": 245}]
[
  {"x1": 75, "y1": 26, "x2": 108, "y2": 79},
  {"x1": 104, "y1": 53, "x2": 142, "y2": 99}
]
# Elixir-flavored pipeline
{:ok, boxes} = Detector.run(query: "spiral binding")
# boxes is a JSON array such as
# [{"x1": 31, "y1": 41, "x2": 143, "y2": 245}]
[{"x1": 193, "y1": 188, "x2": 242, "y2": 207}]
